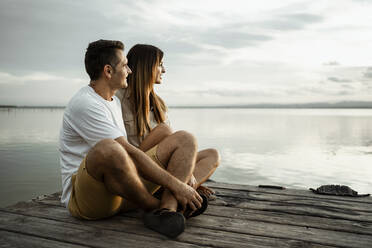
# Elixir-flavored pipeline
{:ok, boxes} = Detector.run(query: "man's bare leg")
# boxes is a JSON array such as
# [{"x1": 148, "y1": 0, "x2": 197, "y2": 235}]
[
  {"x1": 85, "y1": 139, "x2": 159, "y2": 211},
  {"x1": 156, "y1": 131, "x2": 198, "y2": 211}
]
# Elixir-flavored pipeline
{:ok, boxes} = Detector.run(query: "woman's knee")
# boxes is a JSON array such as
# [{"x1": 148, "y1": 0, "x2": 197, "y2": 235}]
[
  {"x1": 173, "y1": 130, "x2": 197, "y2": 148},
  {"x1": 155, "y1": 123, "x2": 172, "y2": 135},
  {"x1": 206, "y1": 148, "x2": 220, "y2": 168}
]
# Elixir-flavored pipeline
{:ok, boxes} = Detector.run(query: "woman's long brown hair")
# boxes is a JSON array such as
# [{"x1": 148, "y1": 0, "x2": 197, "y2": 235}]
[{"x1": 126, "y1": 44, "x2": 168, "y2": 138}]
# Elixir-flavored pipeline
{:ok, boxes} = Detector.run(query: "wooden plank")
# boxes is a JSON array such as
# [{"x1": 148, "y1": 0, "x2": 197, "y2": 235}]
[
  {"x1": 1, "y1": 202, "x2": 334, "y2": 248},
  {"x1": 121, "y1": 209, "x2": 372, "y2": 247},
  {"x1": 0, "y1": 230, "x2": 88, "y2": 248},
  {"x1": 17, "y1": 193, "x2": 372, "y2": 234},
  {"x1": 28, "y1": 191, "x2": 372, "y2": 224},
  {"x1": 4, "y1": 202, "x2": 370, "y2": 248},
  {"x1": 210, "y1": 196, "x2": 372, "y2": 223},
  {"x1": 206, "y1": 182, "x2": 372, "y2": 204},
  {"x1": 122, "y1": 204, "x2": 372, "y2": 236},
  {"x1": 16, "y1": 187, "x2": 372, "y2": 231},
  {"x1": 186, "y1": 214, "x2": 372, "y2": 248},
  {"x1": 6, "y1": 183, "x2": 372, "y2": 247},
  {"x1": 213, "y1": 187, "x2": 372, "y2": 213},
  {"x1": 26, "y1": 192, "x2": 372, "y2": 226},
  {"x1": 27, "y1": 183, "x2": 372, "y2": 206},
  {"x1": 206, "y1": 205, "x2": 372, "y2": 236},
  {"x1": 0, "y1": 211, "x2": 202, "y2": 248}
]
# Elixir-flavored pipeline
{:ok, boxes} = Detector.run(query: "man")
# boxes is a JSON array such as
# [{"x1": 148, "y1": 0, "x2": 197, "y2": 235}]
[{"x1": 59, "y1": 40, "x2": 203, "y2": 238}]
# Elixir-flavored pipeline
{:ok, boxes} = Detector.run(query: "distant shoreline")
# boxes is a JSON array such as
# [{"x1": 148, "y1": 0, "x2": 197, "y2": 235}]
[
  {"x1": 2, "y1": 101, "x2": 372, "y2": 109},
  {"x1": 2, "y1": 103, "x2": 372, "y2": 109},
  {"x1": 0, "y1": 105, "x2": 65, "y2": 109}
]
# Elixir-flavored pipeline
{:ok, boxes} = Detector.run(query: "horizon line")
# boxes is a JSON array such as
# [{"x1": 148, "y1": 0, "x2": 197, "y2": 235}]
[{"x1": 3, "y1": 101, "x2": 372, "y2": 109}]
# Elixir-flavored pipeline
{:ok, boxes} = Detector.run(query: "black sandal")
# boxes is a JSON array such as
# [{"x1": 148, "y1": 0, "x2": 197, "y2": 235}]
[
  {"x1": 183, "y1": 191, "x2": 209, "y2": 219},
  {"x1": 143, "y1": 208, "x2": 186, "y2": 238}
]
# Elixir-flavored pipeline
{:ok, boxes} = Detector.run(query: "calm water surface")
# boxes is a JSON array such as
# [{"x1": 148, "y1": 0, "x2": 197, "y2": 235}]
[{"x1": 1, "y1": 108, "x2": 371, "y2": 207}]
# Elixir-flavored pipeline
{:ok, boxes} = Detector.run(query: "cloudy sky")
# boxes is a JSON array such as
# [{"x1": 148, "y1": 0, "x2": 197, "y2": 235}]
[{"x1": 1, "y1": 0, "x2": 372, "y2": 106}]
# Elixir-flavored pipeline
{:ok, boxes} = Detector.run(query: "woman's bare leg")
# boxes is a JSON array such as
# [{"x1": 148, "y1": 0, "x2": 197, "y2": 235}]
[
  {"x1": 139, "y1": 123, "x2": 172, "y2": 152},
  {"x1": 193, "y1": 149, "x2": 220, "y2": 189},
  {"x1": 156, "y1": 131, "x2": 198, "y2": 212}
]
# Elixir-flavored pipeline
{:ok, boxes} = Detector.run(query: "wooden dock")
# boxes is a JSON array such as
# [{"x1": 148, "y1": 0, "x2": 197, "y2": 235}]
[{"x1": 1, "y1": 182, "x2": 372, "y2": 247}]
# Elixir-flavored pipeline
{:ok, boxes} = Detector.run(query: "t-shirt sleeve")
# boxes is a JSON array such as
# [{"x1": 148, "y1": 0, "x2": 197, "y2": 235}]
[{"x1": 68, "y1": 101, "x2": 124, "y2": 147}]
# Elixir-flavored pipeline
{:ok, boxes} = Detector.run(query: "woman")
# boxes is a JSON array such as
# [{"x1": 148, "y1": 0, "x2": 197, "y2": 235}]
[{"x1": 116, "y1": 44, "x2": 220, "y2": 199}]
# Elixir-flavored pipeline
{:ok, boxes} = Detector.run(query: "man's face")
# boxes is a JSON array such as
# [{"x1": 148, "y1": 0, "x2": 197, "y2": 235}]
[{"x1": 110, "y1": 50, "x2": 132, "y2": 89}]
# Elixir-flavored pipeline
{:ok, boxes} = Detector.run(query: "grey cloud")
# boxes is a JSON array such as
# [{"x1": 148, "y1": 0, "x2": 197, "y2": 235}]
[
  {"x1": 201, "y1": 30, "x2": 272, "y2": 49},
  {"x1": 130, "y1": 38, "x2": 202, "y2": 56},
  {"x1": 335, "y1": 90, "x2": 353, "y2": 96},
  {"x1": 169, "y1": 10, "x2": 202, "y2": 20},
  {"x1": 341, "y1": 84, "x2": 355, "y2": 89},
  {"x1": 299, "y1": 87, "x2": 326, "y2": 95},
  {"x1": 352, "y1": 0, "x2": 372, "y2": 3},
  {"x1": 0, "y1": 71, "x2": 86, "y2": 105},
  {"x1": 328, "y1": 77, "x2": 352, "y2": 83},
  {"x1": 184, "y1": 88, "x2": 277, "y2": 98},
  {"x1": 296, "y1": 85, "x2": 354, "y2": 96},
  {"x1": 194, "y1": 12, "x2": 323, "y2": 49},
  {"x1": 323, "y1": 61, "x2": 340, "y2": 66},
  {"x1": 0, "y1": 0, "x2": 135, "y2": 74},
  {"x1": 260, "y1": 13, "x2": 324, "y2": 31},
  {"x1": 363, "y1": 67, "x2": 372, "y2": 78}
]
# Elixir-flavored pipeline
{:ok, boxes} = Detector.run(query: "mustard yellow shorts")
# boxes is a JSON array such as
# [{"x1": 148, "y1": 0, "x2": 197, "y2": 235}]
[{"x1": 68, "y1": 145, "x2": 164, "y2": 220}]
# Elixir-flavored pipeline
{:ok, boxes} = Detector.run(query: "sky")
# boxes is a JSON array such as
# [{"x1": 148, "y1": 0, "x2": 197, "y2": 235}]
[{"x1": 1, "y1": 0, "x2": 372, "y2": 106}]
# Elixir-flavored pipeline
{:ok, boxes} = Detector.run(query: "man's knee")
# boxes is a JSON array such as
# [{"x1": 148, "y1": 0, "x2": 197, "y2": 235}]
[
  {"x1": 89, "y1": 139, "x2": 126, "y2": 161},
  {"x1": 86, "y1": 139, "x2": 129, "y2": 176}
]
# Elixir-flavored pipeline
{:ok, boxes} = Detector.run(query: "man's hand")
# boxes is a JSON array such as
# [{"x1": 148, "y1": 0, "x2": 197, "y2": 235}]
[
  {"x1": 187, "y1": 174, "x2": 197, "y2": 189},
  {"x1": 172, "y1": 181, "x2": 202, "y2": 211}
]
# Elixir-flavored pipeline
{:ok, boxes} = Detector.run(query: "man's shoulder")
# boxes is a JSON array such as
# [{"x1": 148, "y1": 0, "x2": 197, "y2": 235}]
[
  {"x1": 112, "y1": 94, "x2": 121, "y2": 107},
  {"x1": 66, "y1": 86, "x2": 102, "y2": 114}
]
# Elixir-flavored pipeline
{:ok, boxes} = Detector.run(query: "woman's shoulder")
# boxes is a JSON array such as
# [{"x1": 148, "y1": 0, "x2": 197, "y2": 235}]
[
  {"x1": 115, "y1": 89, "x2": 124, "y2": 101},
  {"x1": 116, "y1": 88, "x2": 132, "y2": 101}
]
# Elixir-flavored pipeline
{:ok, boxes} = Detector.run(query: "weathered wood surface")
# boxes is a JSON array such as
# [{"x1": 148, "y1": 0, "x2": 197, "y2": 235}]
[{"x1": 1, "y1": 182, "x2": 372, "y2": 248}]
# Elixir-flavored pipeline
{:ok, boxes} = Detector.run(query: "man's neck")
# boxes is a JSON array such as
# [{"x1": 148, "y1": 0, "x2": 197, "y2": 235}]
[{"x1": 89, "y1": 80, "x2": 115, "y2": 101}]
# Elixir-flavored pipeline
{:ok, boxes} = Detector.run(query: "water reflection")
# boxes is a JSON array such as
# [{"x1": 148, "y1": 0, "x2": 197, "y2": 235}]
[
  {"x1": 169, "y1": 108, "x2": 372, "y2": 193},
  {"x1": 0, "y1": 108, "x2": 63, "y2": 144},
  {"x1": 0, "y1": 108, "x2": 372, "y2": 207}
]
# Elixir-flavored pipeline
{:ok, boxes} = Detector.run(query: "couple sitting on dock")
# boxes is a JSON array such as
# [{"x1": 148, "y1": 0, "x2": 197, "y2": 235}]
[{"x1": 59, "y1": 40, "x2": 220, "y2": 238}]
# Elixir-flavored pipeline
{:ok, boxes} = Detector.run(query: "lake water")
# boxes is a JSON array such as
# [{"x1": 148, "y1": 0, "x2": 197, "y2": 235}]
[{"x1": 1, "y1": 107, "x2": 371, "y2": 207}]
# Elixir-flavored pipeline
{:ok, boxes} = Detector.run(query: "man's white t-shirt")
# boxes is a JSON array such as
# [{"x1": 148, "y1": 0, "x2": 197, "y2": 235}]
[{"x1": 59, "y1": 85, "x2": 127, "y2": 207}]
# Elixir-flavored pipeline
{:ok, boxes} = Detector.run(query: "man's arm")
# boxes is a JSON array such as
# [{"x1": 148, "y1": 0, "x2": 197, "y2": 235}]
[{"x1": 115, "y1": 136, "x2": 202, "y2": 209}]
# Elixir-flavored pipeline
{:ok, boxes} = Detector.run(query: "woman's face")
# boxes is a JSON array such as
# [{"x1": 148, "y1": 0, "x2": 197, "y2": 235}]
[{"x1": 155, "y1": 59, "x2": 166, "y2": 84}]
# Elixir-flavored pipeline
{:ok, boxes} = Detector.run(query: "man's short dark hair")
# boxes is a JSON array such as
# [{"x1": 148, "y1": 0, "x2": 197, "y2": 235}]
[{"x1": 85, "y1": 40, "x2": 124, "y2": 80}]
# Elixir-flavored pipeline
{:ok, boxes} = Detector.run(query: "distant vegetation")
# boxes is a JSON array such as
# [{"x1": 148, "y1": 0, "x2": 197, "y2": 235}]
[
  {"x1": 2, "y1": 101, "x2": 372, "y2": 109},
  {"x1": 170, "y1": 101, "x2": 372, "y2": 109},
  {"x1": 0, "y1": 105, "x2": 65, "y2": 109}
]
